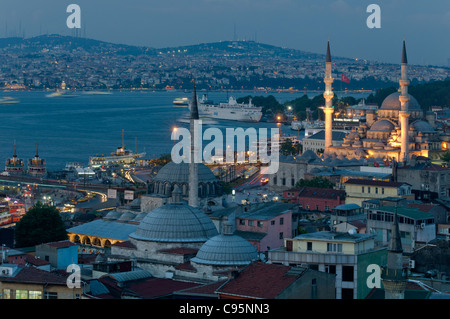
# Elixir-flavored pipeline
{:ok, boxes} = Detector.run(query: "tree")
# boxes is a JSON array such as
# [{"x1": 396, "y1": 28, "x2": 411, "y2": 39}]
[
  {"x1": 295, "y1": 177, "x2": 335, "y2": 189},
  {"x1": 280, "y1": 139, "x2": 301, "y2": 156},
  {"x1": 14, "y1": 202, "x2": 67, "y2": 248},
  {"x1": 440, "y1": 151, "x2": 450, "y2": 163}
]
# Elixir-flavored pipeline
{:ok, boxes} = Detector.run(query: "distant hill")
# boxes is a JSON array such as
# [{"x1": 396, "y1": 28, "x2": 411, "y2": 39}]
[
  {"x1": 0, "y1": 34, "x2": 341, "y2": 61},
  {"x1": 157, "y1": 40, "x2": 335, "y2": 61},
  {"x1": 0, "y1": 34, "x2": 155, "y2": 56}
]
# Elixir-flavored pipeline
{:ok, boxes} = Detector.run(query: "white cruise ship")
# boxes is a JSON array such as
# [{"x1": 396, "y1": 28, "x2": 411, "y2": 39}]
[{"x1": 196, "y1": 94, "x2": 263, "y2": 122}]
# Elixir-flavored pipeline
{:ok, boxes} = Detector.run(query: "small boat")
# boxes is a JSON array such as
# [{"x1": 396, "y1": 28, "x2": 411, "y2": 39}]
[
  {"x1": 173, "y1": 97, "x2": 190, "y2": 107},
  {"x1": 0, "y1": 97, "x2": 19, "y2": 104}
]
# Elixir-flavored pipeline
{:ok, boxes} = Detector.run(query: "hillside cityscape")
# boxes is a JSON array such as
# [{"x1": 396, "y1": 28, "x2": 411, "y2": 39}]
[
  {"x1": 1, "y1": 30, "x2": 450, "y2": 306},
  {"x1": 0, "y1": 34, "x2": 448, "y2": 92}
]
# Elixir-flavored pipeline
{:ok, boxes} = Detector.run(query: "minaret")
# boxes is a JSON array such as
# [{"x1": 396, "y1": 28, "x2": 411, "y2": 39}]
[
  {"x1": 381, "y1": 211, "x2": 407, "y2": 299},
  {"x1": 399, "y1": 40, "x2": 410, "y2": 164},
  {"x1": 188, "y1": 81, "x2": 199, "y2": 208},
  {"x1": 323, "y1": 41, "x2": 334, "y2": 153}
]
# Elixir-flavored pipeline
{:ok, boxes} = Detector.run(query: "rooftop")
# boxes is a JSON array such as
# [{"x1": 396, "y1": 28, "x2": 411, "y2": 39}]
[
  {"x1": 67, "y1": 218, "x2": 138, "y2": 241},
  {"x1": 344, "y1": 179, "x2": 410, "y2": 187},
  {"x1": 306, "y1": 130, "x2": 347, "y2": 141},
  {"x1": 215, "y1": 262, "x2": 307, "y2": 299},
  {"x1": 293, "y1": 230, "x2": 374, "y2": 243},
  {"x1": 294, "y1": 187, "x2": 345, "y2": 200},
  {"x1": 373, "y1": 206, "x2": 434, "y2": 220}
]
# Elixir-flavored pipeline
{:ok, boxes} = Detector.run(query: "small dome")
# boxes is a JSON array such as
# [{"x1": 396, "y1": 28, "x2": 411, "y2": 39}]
[
  {"x1": 380, "y1": 92, "x2": 421, "y2": 111},
  {"x1": 118, "y1": 212, "x2": 136, "y2": 222},
  {"x1": 298, "y1": 150, "x2": 319, "y2": 162},
  {"x1": 133, "y1": 212, "x2": 148, "y2": 222},
  {"x1": 410, "y1": 120, "x2": 435, "y2": 133},
  {"x1": 346, "y1": 132, "x2": 358, "y2": 140},
  {"x1": 153, "y1": 161, "x2": 217, "y2": 184},
  {"x1": 130, "y1": 203, "x2": 218, "y2": 242},
  {"x1": 191, "y1": 234, "x2": 258, "y2": 266},
  {"x1": 370, "y1": 120, "x2": 395, "y2": 132},
  {"x1": 104, "y1": 210, "x2": 122, "y2": 221}
]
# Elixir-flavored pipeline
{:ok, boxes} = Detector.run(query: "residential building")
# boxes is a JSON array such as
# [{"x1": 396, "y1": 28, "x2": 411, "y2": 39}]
[
  {"x1": 330, "y1": 203, "x2": 366, "y2": 234},
  {"x1": 396, "y1": 156, "x2": 450, "y2": 199},
  {"x1": 235, "y1": 202, "x2": 293, "y2": 253},
  {"x1": 268, "y1": 230, "x2": 387, "y2": 299},
  {"x1": 283, "y1": 187, "x2": 345, "y2": 212},
  {"x1": 209, "y1": 202, "x2": 295, "y2": 253},
  {"x1": 366, "y1": 205, "x2": 436, "y2": 253},
  {"x1": 344, "y1": 179, "x2": 413, "y2": 206},
  {"x1": 35, "y1": 240, "x2": 79, "y2": 270},
  {"x1": 0, "y1": 264, "x2": 83, "y2": 299}
]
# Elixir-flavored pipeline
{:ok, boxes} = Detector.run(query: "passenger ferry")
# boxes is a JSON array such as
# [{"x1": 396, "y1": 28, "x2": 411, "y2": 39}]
[{"x1": 196, "y1": 94, "x2": 263, "y2": 122}]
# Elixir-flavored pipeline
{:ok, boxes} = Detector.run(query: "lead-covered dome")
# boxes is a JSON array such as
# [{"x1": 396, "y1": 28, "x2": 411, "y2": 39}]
[
  {"x1": 153, "y1": 161, "x2": 217, "y2": 184},
  {"x1": 380, "y1": 92, "x2": 421, "y2": 111},
  {"x1": 129, "y1": 203, "x2": 218, "y2": 242},
  {"x1": 191, "y1": 224, "x2": 258, "y2": 266},
  {"x1": 410, "y1": 120, "x2": 435, "y2": 133},
  {"x1": 369, "y1": 119, "x2": 396, "y2": 132}
]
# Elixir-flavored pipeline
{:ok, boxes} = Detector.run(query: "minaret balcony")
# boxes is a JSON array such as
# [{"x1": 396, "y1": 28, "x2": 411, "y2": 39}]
[
  {"x1": 399, "y1": 95, "x2": 410, "y2": 104},
  {"x1": 323, "y1": 91, "x2": 334, "y2": 101},
  {"x1": 323, "y1": 78, "x2": 334, "y2": 85},
  {"x1": 399, "y1": 79, "x2": 410, "y2": 87},
  {"x1": 381, "y1": 266, "x2": 408, "y2": 282}
]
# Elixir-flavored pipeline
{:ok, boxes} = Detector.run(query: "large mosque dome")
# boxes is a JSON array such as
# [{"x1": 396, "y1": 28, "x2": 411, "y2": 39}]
[
  {"x1": 380, "y1": 92, "x2": 421, "y2": 111},
  {"x1": 148, "y1": 161, "x2": 222, "y2": 199},
  {"x1": 369, "y1": 119, "x2": 396, "y2": 132},
  {"x1": 129, "y1": 203, "x2": 218, "y2": 242},
  {"x1": 191, "y1": 233, "x2": 258, "y2": 266},
  {"x1": 153, "y1": 161, "x2": 217, "y2": 184}
]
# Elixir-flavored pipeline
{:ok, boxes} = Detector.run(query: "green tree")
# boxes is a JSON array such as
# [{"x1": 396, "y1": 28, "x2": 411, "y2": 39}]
[
  {"x1": 440, "y1": 151, "x2": 450, "y2": 163},
  {"x1": 14, "y1": 202, "x2": 67, "y2": 248},
  {"x1": 295, "y1": 177, "x2": 335, "y2": 189},
  {"x1": 280, "y1": 139, "x2": 301, "y2": 156}
]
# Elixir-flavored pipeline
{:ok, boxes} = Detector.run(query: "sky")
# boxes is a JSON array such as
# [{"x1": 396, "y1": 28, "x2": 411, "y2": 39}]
[{"x1": 1, "y1": 0, "x2": 450, "y2": 66}]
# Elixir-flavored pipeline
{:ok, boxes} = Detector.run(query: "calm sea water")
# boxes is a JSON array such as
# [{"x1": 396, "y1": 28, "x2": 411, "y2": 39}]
[{"x1": 0, "y1": 90, "x2": 369, "y2": 171}]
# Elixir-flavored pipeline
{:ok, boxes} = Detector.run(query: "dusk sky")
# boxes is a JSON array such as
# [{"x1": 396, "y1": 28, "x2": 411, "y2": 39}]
[{"x1": 2, "y1": 0, "x2": 450, "y2": 66}]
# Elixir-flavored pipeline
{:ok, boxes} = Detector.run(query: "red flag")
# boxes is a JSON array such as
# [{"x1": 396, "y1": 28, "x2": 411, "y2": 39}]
[{"x1": 341, "y1": 73, "x2": 350, "y2": 83}]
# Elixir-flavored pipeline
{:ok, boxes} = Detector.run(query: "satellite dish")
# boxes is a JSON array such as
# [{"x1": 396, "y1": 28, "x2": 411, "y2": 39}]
[{"x1": 348, "y1": 228, "x2": 357, "y2": 235}]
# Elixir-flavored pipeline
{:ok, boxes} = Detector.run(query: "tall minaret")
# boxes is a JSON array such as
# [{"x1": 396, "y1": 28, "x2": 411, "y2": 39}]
[
  {"x1": 399, "y1": 40, "x2": 410, "y2": 164},
  {"x1": 381, "y1": 211, "x2": 407, "y2": 299},
  {"x1": 189, "y1": 80, "x2": 200, "y2": 208},
  {"x1": 323, "y1": 41, "x2": 334, "y2": 153}
]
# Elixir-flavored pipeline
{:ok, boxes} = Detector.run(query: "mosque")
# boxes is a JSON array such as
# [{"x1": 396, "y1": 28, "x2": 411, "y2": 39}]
[
  {"x1": 69, "y1": 83, "x2": 259, "y2": 283},
  {"x1": 323, "y1": 40, "x2": 447, "y2": 163}
]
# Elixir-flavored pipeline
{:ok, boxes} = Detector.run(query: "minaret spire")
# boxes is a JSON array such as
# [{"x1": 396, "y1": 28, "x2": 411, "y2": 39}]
[
  {"x1": 323, "y1": 40, "x2": 334, "y2": 153},
  {"x1": 326, "y1": 40, "x2": 331, "y2": 63},
  {"x1": 399, "y1": 39, "x2": 410, "y2": 164},
  {"x1": 401, "y1": 39, "x2": 407, "y2": 64},
  {"x1": 381, "y1": 209, "x2": 407, "y2": 299},
  {"x1": 188, "y1": 79, "x2": 199, "y2": 208}
]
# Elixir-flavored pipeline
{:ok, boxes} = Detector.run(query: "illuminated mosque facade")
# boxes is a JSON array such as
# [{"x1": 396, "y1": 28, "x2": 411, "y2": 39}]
[{"x1": 324, "y1": 40, "x2": 447, "y2": 163}]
